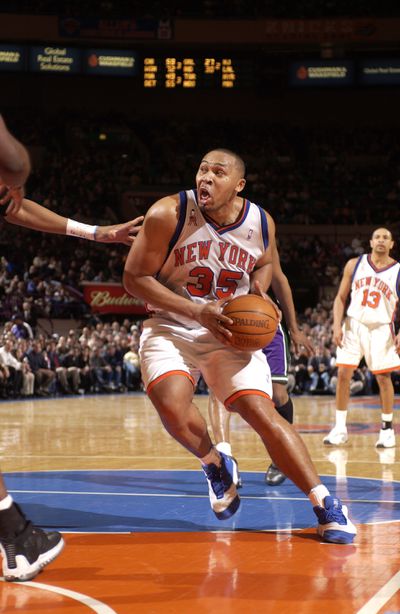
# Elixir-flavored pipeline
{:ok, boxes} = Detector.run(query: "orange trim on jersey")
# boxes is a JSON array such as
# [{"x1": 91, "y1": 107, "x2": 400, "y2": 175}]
[
  {"x1": 336, "y1": 363, "x2": 359, "y2": 369},
  {"x1": 371, "y1": 366, "x2": 400, "y2": 374},
  {"x1": 147, "y1": 370, "x2": 195, "y2": 394},
  {"x1": 224, "y1": 389, "x2": 272, "y2": 409}
]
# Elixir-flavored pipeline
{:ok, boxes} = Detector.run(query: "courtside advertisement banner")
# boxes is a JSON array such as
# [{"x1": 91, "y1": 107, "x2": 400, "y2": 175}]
[{"x1": 82, "y1": 282, "x2": 146, "y2": 314}]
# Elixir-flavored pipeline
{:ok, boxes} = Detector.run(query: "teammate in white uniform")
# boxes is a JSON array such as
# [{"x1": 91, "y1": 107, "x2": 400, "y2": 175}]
[
  {"x1": 324, "y1": 228, "x2": 400, "y2": 448},
  {"x1": 124, "y1": 148, "x2": 356, "y2": 544}
]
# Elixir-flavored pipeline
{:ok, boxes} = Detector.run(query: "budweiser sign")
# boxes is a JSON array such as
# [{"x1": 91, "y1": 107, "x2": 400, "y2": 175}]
[{"x1": 82, "y1": 282, "x2": 147, "y2": 314}]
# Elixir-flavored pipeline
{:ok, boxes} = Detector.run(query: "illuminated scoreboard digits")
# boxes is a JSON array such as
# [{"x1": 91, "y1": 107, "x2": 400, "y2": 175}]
[
  {"x1": 143, "y1": 57, "x2": 252, "y2": 88},
  {"x1": 204, "y1": 58, "x2": 236, "y2": 87},
  {"x1": 143, "y1": 56, "x2": 157, "y2": 87},
  {"x1": 165, "y1": 57, "x2": 196, "y2": 88}
]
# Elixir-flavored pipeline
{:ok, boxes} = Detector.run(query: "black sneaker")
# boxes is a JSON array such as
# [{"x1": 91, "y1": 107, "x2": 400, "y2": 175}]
[
  {"x1": 265, "y1": 462, "x2": 287, "y2": 486},
  {"x1": 0, "y1": 509, "x2": 64, "y2": 582}
]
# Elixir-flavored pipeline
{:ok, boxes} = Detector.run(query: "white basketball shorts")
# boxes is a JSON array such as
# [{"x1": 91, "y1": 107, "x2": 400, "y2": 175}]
[
  {"x1": 336, "y1": 316, "x2": 400, "y2": 374},
  {"x1": 139, "y1": 317, "x2": 272, "y2": 406}
]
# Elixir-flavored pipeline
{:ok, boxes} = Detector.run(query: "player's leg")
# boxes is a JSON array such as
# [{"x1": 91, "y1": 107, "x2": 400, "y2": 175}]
[
  {"x1": 323, "y1": 366, "x2": 354, "y2": 445},
  {"x1": 264, "y1": 325, "x2": 292, "y2": 485},
  {"x1": 208, "y1": 390, "x2": 232, "y2": 455},
  {"x1": 149, "y1": 374, "x2": 214, "y2": 457},
  {"x1": 140, "y1": 321, "x2": 240, "y2": 519},
  {"x1": 229, "y1": 393, "x2": 356, "y2": 543},
  {"x1": 369, "y1": 325, "x2": 400, "y2": 448},
  {"x1": 148, "y1": 375, "x2": 240, "y2": 519},
  {"x1": 266, "y1": 381, "x2": 292, "y2": 485},
  {"x1": 206, "y1": 346, "x2": 356, "y2": 543},
  {"x1": 324, "y1": 317, "x2": 361, "y2": 445},
  {"x1": 208, "y1": 391, "x2": 241, "y2": 487},
  {"x1": 0, "y1": 474, "x2": 64, "y2": 581},
  {"x1": 375, "y1": 372, "x2": 396, "y2": 448}
]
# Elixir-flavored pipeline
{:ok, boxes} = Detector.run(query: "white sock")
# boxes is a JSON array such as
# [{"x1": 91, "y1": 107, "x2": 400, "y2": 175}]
[
  {"x1": 0, "y1": 495, "x2": 13, "y2": 511},
  {"x1": 335, "y1": 410, "x2": 347, "y2": 430},
  {"x1": 200, "y1": 447, "x2": 221, "y2": 467},
  {"x1": 309, "y1": 484, "x2": 330, "y2": 507},
  {"x1": 382, "y1": 413, "x2": 393, "y2": 423},
  {"x1": 216, "y1": 441, "x2": 232, "y2": 456}
]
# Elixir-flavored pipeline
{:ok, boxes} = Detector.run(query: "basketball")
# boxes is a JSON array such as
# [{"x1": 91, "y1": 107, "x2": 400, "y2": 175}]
[{"x1": 222, "y1": 294, "x2": 279, "y2": 351}]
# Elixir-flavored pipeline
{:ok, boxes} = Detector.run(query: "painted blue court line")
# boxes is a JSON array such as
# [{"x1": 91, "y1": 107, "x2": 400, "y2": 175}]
[{"x1": 4, "y1": 470, "x2": 400, "y2": 534}]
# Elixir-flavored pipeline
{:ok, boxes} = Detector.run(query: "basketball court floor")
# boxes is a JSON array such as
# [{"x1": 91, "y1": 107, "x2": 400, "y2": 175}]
[{"x1": 0, "y1": 392, "x2": 399, "y2": 613}]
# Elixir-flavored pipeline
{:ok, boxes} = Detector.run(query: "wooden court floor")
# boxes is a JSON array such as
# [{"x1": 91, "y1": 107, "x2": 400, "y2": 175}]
[{"x1": 0, "y1": 392, "x2": 399, "y2": 613}]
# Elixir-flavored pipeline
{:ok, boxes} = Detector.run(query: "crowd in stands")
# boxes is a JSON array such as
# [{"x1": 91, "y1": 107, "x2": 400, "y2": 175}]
[
  {"x1": 0, "y1": 318, "x2": 141, "y2": 399},
  {"x1": 5, "y1": 112, "x2": 400, "y2": 229}
]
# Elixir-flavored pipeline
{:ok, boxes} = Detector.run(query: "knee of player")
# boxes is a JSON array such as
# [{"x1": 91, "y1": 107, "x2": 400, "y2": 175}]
[
  {"x1": 227, "y1": 394, "x2": 275, "y2": 417},
  {"x1": 375, "y1": 372, "x2": 393, "y2": 387},
  {"x1": 337, "y1": 367, "x2": 354, "y2": 383}
]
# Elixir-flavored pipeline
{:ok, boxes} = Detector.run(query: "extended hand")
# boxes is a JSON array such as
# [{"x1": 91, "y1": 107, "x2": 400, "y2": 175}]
[
  {"x1": 0, "y1": 182, "x2": 25, "y2": 215},
  {"x1": 95, "y1": 216, "x2": 144, "y2": 246},
  {"x1": 290, "y1": 329, "x2": 314, "y2": 356}
]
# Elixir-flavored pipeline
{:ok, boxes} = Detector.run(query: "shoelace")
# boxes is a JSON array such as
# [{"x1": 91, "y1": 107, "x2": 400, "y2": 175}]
[
  {"x1": 203, "y1": 464, "x2": 226, "y2": 499},
  {"x1": 319, "y1": 504, "x2": 346, "y2": 525}
]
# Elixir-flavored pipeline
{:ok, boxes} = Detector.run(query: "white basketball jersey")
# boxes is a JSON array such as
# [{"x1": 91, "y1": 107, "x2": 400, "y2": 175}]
[
  {"x1": 346, "y1": 254, "x2": 400, "y2": 325},
  {"x1": 150, "y1": 189, "x2": 269, "y2": 328}
]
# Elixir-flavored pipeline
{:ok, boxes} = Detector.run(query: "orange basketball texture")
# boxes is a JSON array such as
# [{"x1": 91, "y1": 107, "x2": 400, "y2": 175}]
[{"x1": 222, "y1": 294, "x2": 278, "y2": 351}]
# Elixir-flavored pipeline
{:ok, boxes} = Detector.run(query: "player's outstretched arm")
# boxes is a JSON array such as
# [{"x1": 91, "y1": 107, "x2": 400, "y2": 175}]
[
  {"x1": 0, "y1": 116, "x2": 30, "y2": 187},
  {"x1": 271, "y1": 244, "x2": 314, "y2": 355},
  {"x1": 4, "y1": 198, "x2": 143, "y2": 245},
  {"x1": 249, "y1": 213, "x2": 281, "y2": 320},
  {"x1": 0, "y1": 115, "x2": 31, "y2": 215},
  {"x1": 250, "y1": 212, "x2": 275, "y2": 293}
]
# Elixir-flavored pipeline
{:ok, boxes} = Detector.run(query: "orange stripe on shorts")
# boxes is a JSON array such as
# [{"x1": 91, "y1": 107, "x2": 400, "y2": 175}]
[
  {"x1": 224, "y1": 389, "x2": 271, "y2": 410},
  {"x1": 372, "y1": 366, "x2": 400, "y2": 374},
  {"x1": 146, "y1": 370, "x2": 195, "y2": 394}
]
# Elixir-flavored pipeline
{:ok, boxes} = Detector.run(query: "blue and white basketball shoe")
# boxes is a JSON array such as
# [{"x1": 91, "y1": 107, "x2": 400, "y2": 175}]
[
  {"x1": 314, "y1": 496, "x2": 357, "y2": 544},
  {"x1": 203, "y1": 452, "x2": 241, "y2": 520}
]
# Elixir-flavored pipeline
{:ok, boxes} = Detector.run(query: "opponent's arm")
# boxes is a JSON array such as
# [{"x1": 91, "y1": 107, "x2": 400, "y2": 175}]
[
  {"x1": 0, "y1": 115, "x2": 30, "y2": 186},
  {"x1": 271, "y1": 245, "x2": 314, "y2": 355},
  {"x1": 5, "y1": 198, "x2": 143, "y2": 245},
  {"x1": 249, "y1": 213, "x2": 281, "y2": 319},
  {"x1": 250, "y1": 212, "x2": 275, "y2": 293},
  {"x1": 332, "y1": 258, "x2": 357, "y2": 347},
  {"x1": 0, "y1": 115, "x2": 31, "y2": 215},
  {"x1": 123, "y1": 196, "x2": 232, "y2": 343}
]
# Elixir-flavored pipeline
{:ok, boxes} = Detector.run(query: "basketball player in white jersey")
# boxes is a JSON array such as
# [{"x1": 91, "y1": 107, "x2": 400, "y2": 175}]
[
  {"x1": 124, "y1": 148, "x2": 356, "y2": 544},
  {"x1": 0, "y1": 113, "x2": 143, "y2": 581},
  {"x1": 324, "y1": 228, "x2": 400, "y2": 448}
]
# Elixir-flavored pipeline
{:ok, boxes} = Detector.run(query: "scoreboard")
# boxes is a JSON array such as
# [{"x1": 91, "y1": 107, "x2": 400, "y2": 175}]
[
  {"x1": 2, "y1": 43, "x2": 400, "y2": 89},
  {"x1": 143, "y1": 57, "x2": 253, "y2": 88}
]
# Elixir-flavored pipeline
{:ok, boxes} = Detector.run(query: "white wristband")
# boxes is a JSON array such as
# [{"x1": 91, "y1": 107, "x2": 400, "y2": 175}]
[{"x1": 66, "y1": 219, "x2": 98, "y2": 241}]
